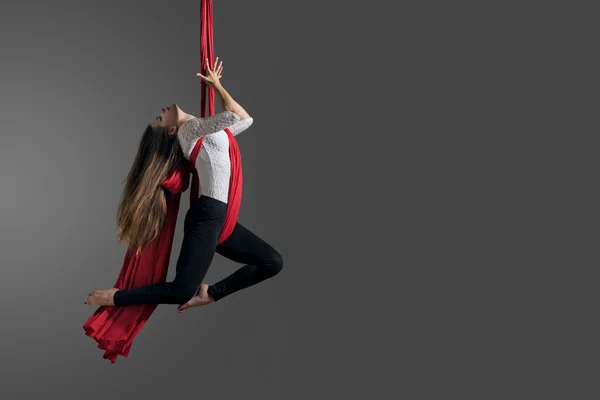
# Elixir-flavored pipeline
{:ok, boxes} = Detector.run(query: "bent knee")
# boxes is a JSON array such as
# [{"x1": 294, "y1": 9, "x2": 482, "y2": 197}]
[{"x1": 265, "y1": 250, "x2": 283, "y2": 276}]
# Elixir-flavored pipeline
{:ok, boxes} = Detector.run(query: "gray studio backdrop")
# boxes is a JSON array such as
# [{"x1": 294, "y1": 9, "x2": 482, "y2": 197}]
[
  {"x1": 2, "y1": 1, "x2": 594, "y2": 400},
  {"x1": 1, "y1": 0, "x2": 302, "y2": 398},
  {"x1": 1, "y1": 0, "x2": 401, "y2": 399}
]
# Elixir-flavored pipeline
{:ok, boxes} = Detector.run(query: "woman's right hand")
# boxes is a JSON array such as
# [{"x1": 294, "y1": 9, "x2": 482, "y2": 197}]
[{"x1": 197, "y1": 57, "x2": 223, "y2": 88}]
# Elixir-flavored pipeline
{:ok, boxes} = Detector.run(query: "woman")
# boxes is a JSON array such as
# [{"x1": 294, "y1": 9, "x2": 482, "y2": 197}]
[{"x1": 85, "y1": 57, "x2": 283, "y2": 312}]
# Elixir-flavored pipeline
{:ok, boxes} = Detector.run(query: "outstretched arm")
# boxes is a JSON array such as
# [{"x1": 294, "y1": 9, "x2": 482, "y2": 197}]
[
  {"x1": 214, "y1": 84, "x2": 251, "y2": 119},
  {"x1": 197, "y1": 57, "x2": 254, "y2": 135}
]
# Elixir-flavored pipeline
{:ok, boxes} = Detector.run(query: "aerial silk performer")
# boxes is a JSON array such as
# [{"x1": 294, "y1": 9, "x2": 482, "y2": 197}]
[{"x1": 83, "y1": 0, "x2": 283, "y2": 363}]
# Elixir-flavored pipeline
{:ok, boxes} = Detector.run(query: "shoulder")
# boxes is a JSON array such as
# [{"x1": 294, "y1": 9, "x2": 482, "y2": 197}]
[
  {"x1": 176, "y1": 118, "x2": 199, "y2": 145},
  {"x1": 191, "y1": 112, "x2": 241, "y2": 134}
]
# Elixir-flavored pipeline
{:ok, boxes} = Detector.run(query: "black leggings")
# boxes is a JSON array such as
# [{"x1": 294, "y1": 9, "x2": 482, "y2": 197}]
[{"x1": 113, "y1": 195, "x2": 283, "y2": 306}]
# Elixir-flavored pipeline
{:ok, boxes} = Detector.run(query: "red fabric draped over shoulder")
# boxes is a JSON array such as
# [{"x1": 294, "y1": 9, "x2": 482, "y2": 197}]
[
  {"x1": 189, "y1": 127, "x2": 242, "y2": 244},
  {"x1": 82, "y1": 163, "x2": 190, "y2": 363}
]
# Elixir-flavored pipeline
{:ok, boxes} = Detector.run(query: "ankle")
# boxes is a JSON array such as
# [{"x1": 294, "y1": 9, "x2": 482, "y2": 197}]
[
  {"x1": 207, "y1": 287, "x2": 216, "y2": 302},
  {"x1": 110, "y1": 289, "x2": 119, "y2": 305}
]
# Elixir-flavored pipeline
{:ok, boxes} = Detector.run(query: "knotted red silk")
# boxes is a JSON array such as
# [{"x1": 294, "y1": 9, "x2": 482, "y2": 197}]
[
  {"x1": 83, "y1": 0, "x2": 241, "y2": 362},
  {"x1": 82, "y1": 163, "x2": 190, "y2": 363}
]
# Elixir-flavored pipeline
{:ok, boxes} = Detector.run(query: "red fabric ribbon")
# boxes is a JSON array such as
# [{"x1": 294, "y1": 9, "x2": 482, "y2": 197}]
[
  {"x1": 192, "y1": 0, "x2": 242, "y2": 244},
  {"x1": 200, "y1": 0, "x2": 214, "y2": 118},
  {"x1": 82, "y1": 163, "x2": 190, "y2": 363},
  {"x1": 189, "y1": 127, "x2": 242, "y2": 244}
]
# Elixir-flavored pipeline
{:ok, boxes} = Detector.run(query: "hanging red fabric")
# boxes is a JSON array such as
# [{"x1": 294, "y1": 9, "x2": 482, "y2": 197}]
[
  {"x1": 189, "y1": 128, "x2": 242, "y2": 244},
  {"x1": 82, "y1": 163, "x2": 190, "y2": 363},
  {"x1": 191, "y1": 0, "x2": 243, "y2": 244},
  {"x1": 200, "y1": 0, "x2": 214, "y2": 118}
]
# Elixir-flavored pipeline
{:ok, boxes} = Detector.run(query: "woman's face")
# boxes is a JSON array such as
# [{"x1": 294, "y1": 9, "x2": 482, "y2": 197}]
[{"x1": 151, "y1": 103, "x2": 182, "y2": 135}]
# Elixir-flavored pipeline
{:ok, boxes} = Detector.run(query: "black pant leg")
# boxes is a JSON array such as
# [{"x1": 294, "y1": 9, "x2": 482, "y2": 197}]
[
  {"x1": 114, "y1": 196, "x2": 226, "y2": 306},
  {"x1": 207, "y1": 222, "x2": 283, "y2": 302}
]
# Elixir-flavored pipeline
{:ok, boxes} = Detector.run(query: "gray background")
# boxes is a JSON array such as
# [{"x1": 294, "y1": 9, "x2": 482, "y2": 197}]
[{"x1": 0, "y1": 0, "x2": 597, "y2": 399}]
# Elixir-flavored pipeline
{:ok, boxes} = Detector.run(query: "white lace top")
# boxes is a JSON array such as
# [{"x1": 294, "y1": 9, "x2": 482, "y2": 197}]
[{"x1": 176, "y1": 111, "x2": 253, "y2": 203}]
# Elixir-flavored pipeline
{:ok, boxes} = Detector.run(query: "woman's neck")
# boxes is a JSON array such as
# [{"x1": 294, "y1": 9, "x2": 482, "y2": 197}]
[{"x1": 177, "y1": 113, "x2": 196, "y2": 127}]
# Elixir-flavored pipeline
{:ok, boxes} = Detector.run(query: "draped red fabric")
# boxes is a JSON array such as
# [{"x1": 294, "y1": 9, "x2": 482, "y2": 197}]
[
  {"x1": 189, "y1": 128, "x2": 242, "y2": 244},
  {"x1": 83, "y1": 163, "x2": 190, "y2": 363},
  {"x1": 191, "y1": 0, "x2": 243, "y2": 244},
  {"x1": 190, "y1": 0, "x2": 214, "y2": 205},
  {"x1": 200, "y1": 0, "x2": 214, "y2": 118}
]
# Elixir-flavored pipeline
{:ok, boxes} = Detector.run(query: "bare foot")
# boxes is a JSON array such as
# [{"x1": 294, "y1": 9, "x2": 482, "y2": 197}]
[
  {"x1": 85, "y1": 288, "x2": 119, "y2": 306},
  {"x1": 178, "y1": 284, "x2": 214, "y2": 313}
]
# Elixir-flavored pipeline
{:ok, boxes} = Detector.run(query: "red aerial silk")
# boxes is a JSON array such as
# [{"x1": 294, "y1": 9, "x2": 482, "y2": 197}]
[
  {"x1": 200, "y1": 0, "x2": 215, "y2": 118},
  {"x1": 192, "y1": 0, "x2": 243, "y2": 244},
  {"x1": 189, "y1": 127, "x2": 242, "y2": 244},
  {"x1": 83, "y1": 0, "x2": 242, "y2": 362},
  {"x1": 82, "y1": 163, "x2": 190, "y2": 363}
]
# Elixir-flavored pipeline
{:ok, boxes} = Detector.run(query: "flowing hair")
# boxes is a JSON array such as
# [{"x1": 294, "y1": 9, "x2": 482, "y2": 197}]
[{"x1": 116, "y1": 125, "x2": 183, "y2": 255}]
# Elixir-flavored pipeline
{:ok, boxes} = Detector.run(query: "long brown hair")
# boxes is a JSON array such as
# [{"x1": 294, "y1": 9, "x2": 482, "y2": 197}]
[{"x1": 116, "y1": 125, "x2": 183, "y2": 255}]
